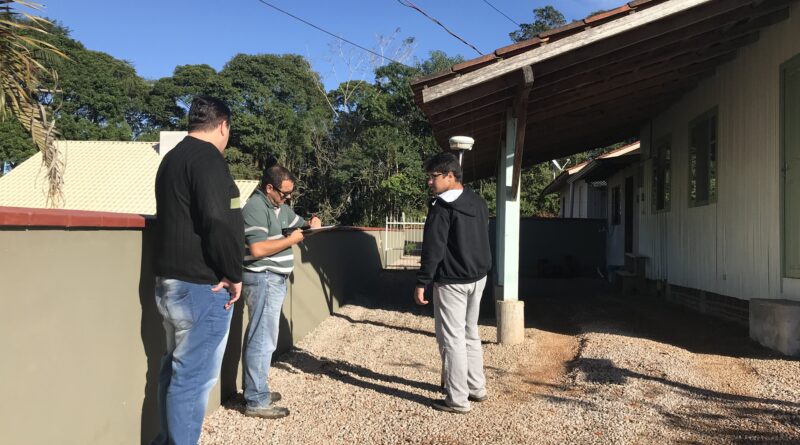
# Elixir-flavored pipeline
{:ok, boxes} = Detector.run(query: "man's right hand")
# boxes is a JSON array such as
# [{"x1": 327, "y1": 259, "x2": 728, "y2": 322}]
[
  {"x1": 287, "y1": 228, "x2": 305, "y2": 245},
  {"x1": 212, "y1": 278, "x2": 242, "y2": 310}
]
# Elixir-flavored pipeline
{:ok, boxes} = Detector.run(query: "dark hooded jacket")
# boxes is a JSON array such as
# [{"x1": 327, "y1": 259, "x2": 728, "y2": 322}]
[{"x1": 416, "y1": 186, "x2": 492, "y2": 287}]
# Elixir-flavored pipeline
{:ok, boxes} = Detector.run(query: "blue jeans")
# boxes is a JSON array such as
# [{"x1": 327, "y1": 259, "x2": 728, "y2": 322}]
[
  {"x1": 152, "y1": 277, "x2": 233, "y2": 445},
  {"x1": 242, "y1": 270, "x2": 288, "y2": 408}
]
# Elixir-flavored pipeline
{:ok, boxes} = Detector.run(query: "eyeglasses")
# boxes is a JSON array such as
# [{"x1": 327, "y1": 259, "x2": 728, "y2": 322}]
[
  {"x1": 426, "y1": 172, "x2": 444, "y2": 181},
  {"x1": 271, "y1": 186, "x2": 294, "y2": 200}
]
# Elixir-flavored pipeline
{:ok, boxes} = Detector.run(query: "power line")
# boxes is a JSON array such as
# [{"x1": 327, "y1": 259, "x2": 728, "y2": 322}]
[
  {"x1": 396, "y1": 0, "x2": 483, "y2": 56},
  {"x1": 254, "y1": 0, "x2": 410, "y2": 67},
  {"x1": 479, "y1": 0, "x2": 519, "y2": 26}
]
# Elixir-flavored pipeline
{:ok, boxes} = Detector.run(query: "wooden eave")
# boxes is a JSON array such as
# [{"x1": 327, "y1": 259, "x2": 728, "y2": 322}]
[{"x1": 411, "y1": 0, "x2": 796, "y2": 181}]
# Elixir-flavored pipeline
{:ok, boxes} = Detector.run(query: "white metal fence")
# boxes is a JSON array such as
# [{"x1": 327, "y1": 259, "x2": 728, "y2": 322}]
[{"x1": 384, "y1": 213, "x2": 425, "y2": 269}]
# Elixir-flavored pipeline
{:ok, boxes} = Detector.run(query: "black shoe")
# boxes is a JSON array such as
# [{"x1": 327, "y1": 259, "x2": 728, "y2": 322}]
[
  {"x1": 244, "y1": 405, "x2": 290, "y2": 419},
  {"x1": 269, "y1": 392, "x2": 282, "y2": 403},
  {"x1": 431, "y1": 399, "x2": 470, "y2": 414},
  {"x1": 468, "y1": 393, "x2": 489, "y2": 402}
]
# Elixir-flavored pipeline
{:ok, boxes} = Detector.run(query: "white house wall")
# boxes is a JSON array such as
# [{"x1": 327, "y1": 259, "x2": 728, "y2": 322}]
[{"x1": 638, "y1": 4, "x2": 800, "y2": 302}]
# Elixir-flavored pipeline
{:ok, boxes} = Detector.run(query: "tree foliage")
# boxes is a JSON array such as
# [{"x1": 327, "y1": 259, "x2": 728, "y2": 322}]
[
  {"x1": 4, "y1": 3, "x2": 629, "y2": 223},
  {"x1": 509, "y1": 6, "x2": 566, "y2": 43},
  {"x1": 31, "y1": 22, "x2": 150, "y2": 141}
]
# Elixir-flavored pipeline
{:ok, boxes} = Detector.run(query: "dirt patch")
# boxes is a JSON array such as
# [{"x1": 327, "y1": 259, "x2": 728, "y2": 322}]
[
  {"x1": 493, "y1": 329, "x2": 582, "y2": 402},
  {"x1": 694, "y1": 355, "x2": 760, "y2": 397}
]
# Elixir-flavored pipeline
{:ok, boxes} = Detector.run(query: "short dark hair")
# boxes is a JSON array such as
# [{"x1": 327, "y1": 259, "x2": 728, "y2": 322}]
[
  {"x1": 423, "y1": 151, "x2": 462, "y2": 182},
  {"x1": 187, "y1": 95, "x2": 231, "y2": 132},
  {"x1": 261, "y1": 165, "x2": 295, "y2": 189}
]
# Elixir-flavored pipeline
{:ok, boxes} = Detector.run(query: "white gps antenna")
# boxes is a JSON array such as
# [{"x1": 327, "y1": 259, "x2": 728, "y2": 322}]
[{"x1": 448, "y1": 136, "x2": 474, "y2": 166}]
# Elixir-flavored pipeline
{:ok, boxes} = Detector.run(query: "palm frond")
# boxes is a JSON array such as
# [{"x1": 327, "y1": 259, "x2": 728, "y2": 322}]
[{"x1": 0, "y1": 0, "x2": 65, "y2": 205}]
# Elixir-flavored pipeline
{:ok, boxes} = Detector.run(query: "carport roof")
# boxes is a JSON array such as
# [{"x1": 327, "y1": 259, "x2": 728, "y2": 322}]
[{"x1": 411, "y1": 0, "x2": 795, "y2": 181}]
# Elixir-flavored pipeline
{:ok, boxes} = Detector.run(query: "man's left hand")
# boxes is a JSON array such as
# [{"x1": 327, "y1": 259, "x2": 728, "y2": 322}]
[
  {"x1": 212, "y1": 278, "x2": 242, "y2": 310},
  {"x1": 309, "y1": 215, "x2": 322, "y2": 228}
]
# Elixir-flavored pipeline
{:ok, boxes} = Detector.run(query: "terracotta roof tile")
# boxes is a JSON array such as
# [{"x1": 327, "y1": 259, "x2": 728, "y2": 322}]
[
  {"x1": 627, "y1": 0, "x2": 670, "y2": 10},
  {"x1": 495, "y1": 37, "x2": 544, "y2": 58},
  {"x1": 411, "y1": 69, "x2": 457, "y2": 88},
  {"x1": 452, "y1": 53, "x2": 499, "y2": 74},
  {"x1": 585, "y1": 5, "x2": 632, "y2": 25},
  {"x1": 539, "y1": 20, "x2": 586, "y2": 40}
]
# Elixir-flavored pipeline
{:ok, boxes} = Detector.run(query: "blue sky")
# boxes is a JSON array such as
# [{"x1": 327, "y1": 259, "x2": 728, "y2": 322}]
[{"x1": 36, "y1": 0, "x2": 620, "y2": 90}]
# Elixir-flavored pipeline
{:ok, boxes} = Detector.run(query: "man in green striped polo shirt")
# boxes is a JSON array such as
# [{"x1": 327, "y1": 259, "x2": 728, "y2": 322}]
[{"x1": 241, "y1": 165, "x2": 321, "y2": 419}]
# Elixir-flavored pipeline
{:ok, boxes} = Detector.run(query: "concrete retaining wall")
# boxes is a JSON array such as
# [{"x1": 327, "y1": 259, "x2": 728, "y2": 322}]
[{"x1": 0, "y1": 208, "x2": 383, "y2": 445}]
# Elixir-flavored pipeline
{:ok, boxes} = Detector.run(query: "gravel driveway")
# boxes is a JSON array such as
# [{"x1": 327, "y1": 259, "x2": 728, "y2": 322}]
[{"x1": 200, "y1": 293, "x2": 800, "y2": 444}]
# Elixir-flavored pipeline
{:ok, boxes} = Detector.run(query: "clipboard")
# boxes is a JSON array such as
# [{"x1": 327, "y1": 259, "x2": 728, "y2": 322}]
[{"x1": 282, "y1": 225, "x2": 337, "y2": 237}]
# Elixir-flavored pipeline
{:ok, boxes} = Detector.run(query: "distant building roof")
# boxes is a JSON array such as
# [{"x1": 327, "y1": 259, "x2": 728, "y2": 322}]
[
  {"x1": 0, "y1": 140, "x2": 259, "y2": 215},
  {"x1": 541, "y1": 141, "x2": 640, "y2": 196}
]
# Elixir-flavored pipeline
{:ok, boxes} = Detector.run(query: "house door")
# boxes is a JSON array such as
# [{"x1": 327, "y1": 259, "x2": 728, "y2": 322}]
[
  {"x1": 625, "y1": 176, "x2": 634, "y2": 253},
  {"x1": 783, "y1": 54, "x2": 800, "y2": 278}
]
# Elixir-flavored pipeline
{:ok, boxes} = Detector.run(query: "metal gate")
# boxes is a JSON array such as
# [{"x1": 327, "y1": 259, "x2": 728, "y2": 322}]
[{"x1": 383, "y1": 213, "x2": 425, "y2": 269}]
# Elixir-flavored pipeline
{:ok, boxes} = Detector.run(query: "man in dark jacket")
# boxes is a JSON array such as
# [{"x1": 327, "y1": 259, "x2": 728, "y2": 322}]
[
  {"x1": 152, "y1": 96, "x2": 244, "y2": 445},
  {"x1": 415, "y1": 151, "x2": 492, "y2": 413}
]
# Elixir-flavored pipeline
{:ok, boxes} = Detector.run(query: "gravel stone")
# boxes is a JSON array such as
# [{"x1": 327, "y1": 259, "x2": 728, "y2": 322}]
[{"x1": 200, "y1": 295, "x2": 800, "y2": 444}]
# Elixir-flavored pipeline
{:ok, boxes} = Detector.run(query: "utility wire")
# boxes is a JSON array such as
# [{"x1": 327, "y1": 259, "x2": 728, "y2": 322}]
[
  {"x1": 479, "y1": 0, "x2": 519, "y2": 26},
  {"x1": 254, "y1": 0, "x2": 410, "y2": 67},
  {"x1": 396, "y1": 0, "x2": 483, "y2": 56}
]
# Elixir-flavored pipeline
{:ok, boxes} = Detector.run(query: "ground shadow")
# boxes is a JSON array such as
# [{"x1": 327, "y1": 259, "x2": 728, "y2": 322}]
[
  {"x1": 513, "y1": 274, "x2": 788, "y2": 360},
  {"x1": 330, "y1": 312, "x2": 436, "y2": 338},
  {"x1": 269, "y1": 348, "x2": 440, "y2": 406},
  {"x1": 568, "y1": 357, "x2": 800, "y2": 442}
]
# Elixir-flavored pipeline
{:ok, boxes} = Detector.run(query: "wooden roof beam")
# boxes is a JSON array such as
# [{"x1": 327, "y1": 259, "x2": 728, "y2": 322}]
[
  {"x1": 421, "y1": 0, "x2": 749, "y2": 105},
  {"x1": 511, "y1": 67, "x2": 534, "y2": 199}
]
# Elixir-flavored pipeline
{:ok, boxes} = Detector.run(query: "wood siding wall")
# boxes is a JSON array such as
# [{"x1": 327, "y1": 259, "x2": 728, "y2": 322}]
[{"x1": 638, "y1": 4, "x2": 800, "y2": 301}]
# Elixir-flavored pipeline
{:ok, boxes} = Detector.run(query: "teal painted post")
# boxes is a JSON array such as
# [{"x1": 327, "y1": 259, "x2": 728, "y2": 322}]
[{"x1": 495, "y1": 109, "x2": 521, "y2": 301}]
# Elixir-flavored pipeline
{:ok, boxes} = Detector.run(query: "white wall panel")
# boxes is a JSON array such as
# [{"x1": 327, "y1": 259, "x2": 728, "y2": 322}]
[{"x1": 638, "y1": 4, "x2": 800, "y2": 301}]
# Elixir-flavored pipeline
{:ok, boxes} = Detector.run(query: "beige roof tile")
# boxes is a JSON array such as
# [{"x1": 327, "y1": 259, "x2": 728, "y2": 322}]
[{"x1": 0, "y1": 140, "x2": 259, "y2": 215}]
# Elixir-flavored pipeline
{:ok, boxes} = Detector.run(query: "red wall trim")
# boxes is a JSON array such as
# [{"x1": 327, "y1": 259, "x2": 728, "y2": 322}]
[{"x1": 0, "y1": 207, "x2": 146, "y2": 229}]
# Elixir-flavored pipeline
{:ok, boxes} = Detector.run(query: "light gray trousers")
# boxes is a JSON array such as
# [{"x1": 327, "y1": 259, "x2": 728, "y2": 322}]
[{"x1": 433, "y1": 277, "x2": 488, "y2": 409}]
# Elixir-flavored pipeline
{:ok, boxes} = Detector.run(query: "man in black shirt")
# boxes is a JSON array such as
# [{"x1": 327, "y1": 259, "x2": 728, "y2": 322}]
[
  {"x1": 152, "y1": 96, "x2": 244, "y2": 445},
  {"x1": 415, "y1": 152, "x2": 492, "y2": 414}
]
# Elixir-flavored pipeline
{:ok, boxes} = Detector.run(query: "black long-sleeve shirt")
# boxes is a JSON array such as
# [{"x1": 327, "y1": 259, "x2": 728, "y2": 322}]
[
  {"x1": 155, "y1": 136, "x2": 244, "y2": 284},
  {"x1": 416, "y1": 187, "x2": 492, "y2": 287}
]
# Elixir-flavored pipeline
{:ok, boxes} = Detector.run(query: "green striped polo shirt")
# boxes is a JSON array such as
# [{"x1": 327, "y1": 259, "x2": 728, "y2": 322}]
[{"x1": 242, "y1": 189, "x2": 306, "y2": 274}]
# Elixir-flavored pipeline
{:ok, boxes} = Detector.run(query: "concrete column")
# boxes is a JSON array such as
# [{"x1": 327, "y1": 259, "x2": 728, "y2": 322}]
[{"x1": 495, "y1": 109, "x2": 525, "y2": 345}]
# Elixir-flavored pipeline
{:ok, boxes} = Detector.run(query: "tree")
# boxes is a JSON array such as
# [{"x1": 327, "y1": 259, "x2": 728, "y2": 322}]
[
  {"x1": 31, "y1": 22, "x2": 150, "y2": 141},
  {"x1": 0, "y1": 118, "x2": 36, "y2": 170},
  {"x1": 142, "y1": 64, "x2": 231, "y2": 137},
  {"x1": 0, "y1": 0, "x2": 65, "y2": 202},
  {"x1": 328, "y1": 52, "x2": 464, "y2": 226},
  {"x1": 509, "y1": 6, "x2": 566, "y2": 43}
]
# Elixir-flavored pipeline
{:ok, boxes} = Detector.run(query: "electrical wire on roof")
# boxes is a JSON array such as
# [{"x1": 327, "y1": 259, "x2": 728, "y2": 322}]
[
  {"x1": 395, "y1": 0, "x2": 483, "y2": 56},
  {"x1": 479, "y1": 0, "x2": 519, "y2": 26},
  {"x1": 255, "y1": 0, "x2": 411, "y2": 67}
]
